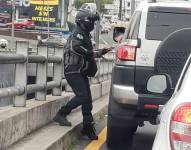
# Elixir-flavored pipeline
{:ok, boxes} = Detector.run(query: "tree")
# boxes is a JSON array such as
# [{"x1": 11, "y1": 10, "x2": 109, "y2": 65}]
[{"x1": 74, "y1": 0, "x2": 113, "y2": 11}]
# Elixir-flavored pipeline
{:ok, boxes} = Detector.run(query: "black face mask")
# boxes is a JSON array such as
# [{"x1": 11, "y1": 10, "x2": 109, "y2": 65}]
[
  {"x1": 83, "y1": 20, "x2": 95, "y2": 32},
  {"x1": 85, "y1": 13, "x2": 100, "y2": 32}
]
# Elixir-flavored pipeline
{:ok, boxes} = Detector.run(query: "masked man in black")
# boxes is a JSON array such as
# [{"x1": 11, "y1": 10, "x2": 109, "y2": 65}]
[{"x1": 53, "y1": 9, "x2": 112, "y2": 140}]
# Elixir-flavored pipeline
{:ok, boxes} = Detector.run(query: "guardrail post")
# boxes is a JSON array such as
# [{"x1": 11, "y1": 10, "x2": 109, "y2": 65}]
[
  {"x1": 98, "y1": 59, "x2": 101, "y2": 83},
  {"x1": 52, "y1": 45, "x2": 64, "y2": 96},
  {"x1": 36, "y1": 44, "x2": 48, "y2": 101},
  {"x1": 14, "y1": 41, "x2": 28, "y2": 107},
  {"x1": 103, "y1": 58, "x2": 107, "y2": 81}
]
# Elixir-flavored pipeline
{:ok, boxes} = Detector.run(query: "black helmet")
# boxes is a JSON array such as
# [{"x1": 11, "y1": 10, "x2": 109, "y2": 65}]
[{"x1": 75, "y1": 9, "x2": 100, "y2": 32}]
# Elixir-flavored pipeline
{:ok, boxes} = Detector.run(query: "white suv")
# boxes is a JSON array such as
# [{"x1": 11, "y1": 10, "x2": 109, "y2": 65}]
[
  {"x1": 152, "y1": 28, "x2": 191, "y2": 150},
  {"x1": 106, "y1": 0, "x2": 191, "y2": 149}
]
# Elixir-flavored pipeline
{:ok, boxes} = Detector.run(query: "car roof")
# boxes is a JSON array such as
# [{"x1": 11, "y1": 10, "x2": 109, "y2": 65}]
[
  {"x1": 149, "y1": 1, "x2": 191, "y2": 7},
  {"x1": 137, "y1": 0, "x2": 191, "y2": 11}
]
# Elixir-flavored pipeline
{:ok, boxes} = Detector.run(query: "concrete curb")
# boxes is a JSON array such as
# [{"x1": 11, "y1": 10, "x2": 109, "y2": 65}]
[
  {"x1": 48, "y1": 96, "x2": 108, "y2": 150},
  {"x1": 9, "y1": 95, "x2": 109, "y2": 150},
  {"x1": 0, "y1": 94, "x2": 71, "y2": 150},
  {"x1": 0, "y1": 80, "x2": 110, "y2": 150}
]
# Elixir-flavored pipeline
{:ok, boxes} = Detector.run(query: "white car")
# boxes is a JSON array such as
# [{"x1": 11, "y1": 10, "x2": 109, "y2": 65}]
[
  {"x1": 152, "y1": 55, "x2": 191, "y2": 150},
  {"x1": 41, "y1": 34, "x2": 67, "y2": 45},
  {"x1": 152, "y1": 39, "x2": 191, "y2": 149},
  {"x1": 0, "y1": 38, "x2": 8, "y2": 48},
  {"x1": 101, "y1": 24, "x2": 111, "y2": 33}
]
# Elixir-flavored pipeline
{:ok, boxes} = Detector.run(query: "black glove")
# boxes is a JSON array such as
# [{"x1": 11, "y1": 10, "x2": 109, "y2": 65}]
[
  {"x1": 94, "y1": 47, "x2": 113, "y2": 58},
  {"x1": 100, "y1": 47, "x2": 112, "y2": 55}
]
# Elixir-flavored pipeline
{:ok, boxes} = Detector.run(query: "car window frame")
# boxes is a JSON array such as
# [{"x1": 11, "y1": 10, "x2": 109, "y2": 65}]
[{"x1": 125, "y1": 10, "x2": 142, "y2": 40}]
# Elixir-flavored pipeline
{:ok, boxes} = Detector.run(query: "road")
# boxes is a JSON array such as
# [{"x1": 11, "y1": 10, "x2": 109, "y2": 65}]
[
  {"x1": 0, "y1": 29, "x2": 113, "y2": 51},
  {"x1": 75, "y1": 116, "x2": 158, "y2": 150}
]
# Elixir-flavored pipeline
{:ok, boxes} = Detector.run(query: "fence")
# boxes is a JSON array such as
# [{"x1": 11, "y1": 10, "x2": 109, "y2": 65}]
[{"x1": 0, "y1": 41, "x2": 115, "y2": 107}]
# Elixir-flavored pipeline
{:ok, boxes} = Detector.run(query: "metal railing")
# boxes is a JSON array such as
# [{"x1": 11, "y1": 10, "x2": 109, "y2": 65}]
[{"x1": 0, "y1": 41, "x2": 115, "y2": 107}]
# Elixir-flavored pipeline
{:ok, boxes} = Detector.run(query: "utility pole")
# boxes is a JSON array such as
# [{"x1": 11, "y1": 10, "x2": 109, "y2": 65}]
[
  {"x1": 11, "y1": 0, "x2": 15, "y2": 50},
  {"x1": 63, "y1": 0, "x2": 69, "y2": 29},
  {"x1": 95, "y1": 0, "x2": 101, "y2": 50},
  {"x1": 95, "y1": 0, "x2": 101, "y2": 82},
  {"x1": 131, "y1": 0, "x2": 135, "y2": 17},
  {"x1": 47, "y1": 4, "x2": 50, "y2": 38},
  {"x1": 119, "y1": 0, "x2": 122, "y2": 20},
  {"x1": 123, "y1": 0, "x2": 126, "y2": 20}
]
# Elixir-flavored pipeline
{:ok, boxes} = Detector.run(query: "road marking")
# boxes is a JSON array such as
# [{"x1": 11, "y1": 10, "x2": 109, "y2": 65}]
[{"x1": 84, "y1": 127, "x2": 107, "y2": 150}]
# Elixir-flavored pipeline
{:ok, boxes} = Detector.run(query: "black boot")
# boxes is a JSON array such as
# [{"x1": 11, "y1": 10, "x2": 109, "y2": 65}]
[
  {"x1": 81, "y1": 124, "x2": 98, "y2": 140},
  {"x1": 53, "y1": 113, "x2": 72, "y2": 126}
]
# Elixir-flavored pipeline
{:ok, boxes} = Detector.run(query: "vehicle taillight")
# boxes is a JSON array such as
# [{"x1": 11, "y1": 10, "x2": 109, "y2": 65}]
[
  {"x1": 116, "y1": 45, "x2": 137, "y2": 61},
  {"x1": 144, "y1": 104, "x2": 159, "y2": 109},
  {"x1": 170, "y1": 103, "x2": 191, "y2": 150}
]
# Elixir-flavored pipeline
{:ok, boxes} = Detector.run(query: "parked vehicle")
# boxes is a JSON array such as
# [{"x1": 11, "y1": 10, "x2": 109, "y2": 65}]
[
  {"x1": 0, "y1": 38, "x2": 8, "y2": 48},
  {"x1": 152, "y1": 52, "x2": 191, "y2": 148},
  {"x1": 41, "y1": 34, "x2": 67, "y2": 46},
  {"x1": 152, "y1": 57, "x2": 191, "y2": 149},
  {"x1": 0, "y1": 13, "x2": 11, "y2": 24},
  {"x1": 101, "y1": 24, "x2": 111, "y2": 34},
  {"x1": 106, "y1": 0, "x2": 191, "y2": 148},
  {"x1": 5, "y1": 19, "x2": 35, "y2": 29}
]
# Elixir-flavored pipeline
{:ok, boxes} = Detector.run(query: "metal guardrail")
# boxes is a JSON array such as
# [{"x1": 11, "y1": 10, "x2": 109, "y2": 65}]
[{"x1": 0, "y1": 41, "x2": 115, "y2": 107}]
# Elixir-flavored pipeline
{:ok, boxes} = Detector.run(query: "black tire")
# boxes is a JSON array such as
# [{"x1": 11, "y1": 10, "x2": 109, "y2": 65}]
[
  {"x1": 132, "y1": 125, "x2": 138, "y2": 133},
  {"x1": 106, "y1": 115, "x2": 135, "y2": 150},
  {"x1": 106, "y1": 85, "x2": 138, "y2": 149}
]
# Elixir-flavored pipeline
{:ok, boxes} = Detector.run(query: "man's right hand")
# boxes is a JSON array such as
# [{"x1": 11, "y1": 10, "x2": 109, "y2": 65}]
[{"x1": 101, "y1": 47, "x2": 113, "y2": 55}]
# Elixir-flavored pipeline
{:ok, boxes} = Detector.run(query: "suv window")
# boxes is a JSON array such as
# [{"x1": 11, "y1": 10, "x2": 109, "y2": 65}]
[
  {"x1": 146, "y1": 7, "x2": 191, "y2": 41},
  {"x1": 125, "y1": 11, "x2": 141, "y2": 39}
]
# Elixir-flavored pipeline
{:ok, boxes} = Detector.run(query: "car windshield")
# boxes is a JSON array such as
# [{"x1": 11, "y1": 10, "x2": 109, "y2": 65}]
[{"x1": 146, "y1": 7, "x2": 191, "y2": 41}]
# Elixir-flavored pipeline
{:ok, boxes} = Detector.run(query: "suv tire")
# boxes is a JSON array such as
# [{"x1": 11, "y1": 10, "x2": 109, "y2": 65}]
[
  {"x1": 106, "y1": 90, "x2": 138, "y2": 149},
  {"x1": 106, "y1": 116, "x2": 134, "y2": 149}
]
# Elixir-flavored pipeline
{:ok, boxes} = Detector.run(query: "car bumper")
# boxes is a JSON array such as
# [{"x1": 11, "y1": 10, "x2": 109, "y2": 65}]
[
  {"x1": 112, "y1": 65, "x2": 137, "y2": 105},
  {"x1": 112, "y1": 84, "x2": 138, "y2": 105}
]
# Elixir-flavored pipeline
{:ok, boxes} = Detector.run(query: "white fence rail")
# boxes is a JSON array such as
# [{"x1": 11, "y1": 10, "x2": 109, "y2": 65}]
[{"x1": 0, "y1": 41, "x2": 115, "y2": 107}]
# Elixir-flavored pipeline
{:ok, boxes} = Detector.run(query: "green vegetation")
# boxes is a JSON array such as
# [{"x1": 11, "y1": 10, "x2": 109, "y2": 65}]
[
  {"x1": 65, "y1": 144, "x2": 74, "y2": 150},
  {"x1": 74, "y1": 0, "x2": 113, "y2": 11}
]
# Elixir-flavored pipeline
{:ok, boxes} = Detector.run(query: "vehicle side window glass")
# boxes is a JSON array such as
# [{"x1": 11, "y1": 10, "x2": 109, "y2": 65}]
[
  {"x1": 125, "y1": 11, "x2": 141, "y2": 39},
  {"x1": 124, "y1": 13, "x2": 136, "y2": 39},
  {"x1": 132, "y1": 12, "x2": 141, "y2": 39},
  {"x1": 146, "y1": 7, "x2": 191, "y2": 40}
]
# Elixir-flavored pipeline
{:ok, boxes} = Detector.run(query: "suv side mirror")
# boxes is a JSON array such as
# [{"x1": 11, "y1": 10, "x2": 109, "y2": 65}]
[
  {"x1": 147, "y1": 74, "x2": 172, "y2": 94},
  {"x1": 113, "y1": 27, "x2": 125, "y2": 43}
]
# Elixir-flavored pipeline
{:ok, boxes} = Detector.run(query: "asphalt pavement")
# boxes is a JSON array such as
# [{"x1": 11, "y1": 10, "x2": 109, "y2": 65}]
[{"x1": 75, "y1": 116, "x2": 158, "y2": 150}]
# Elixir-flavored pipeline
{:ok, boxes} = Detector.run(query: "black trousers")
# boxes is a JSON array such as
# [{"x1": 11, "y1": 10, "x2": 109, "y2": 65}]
[{"x1": 59, "y1": 73, "x2": 93, "y2": 125}]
